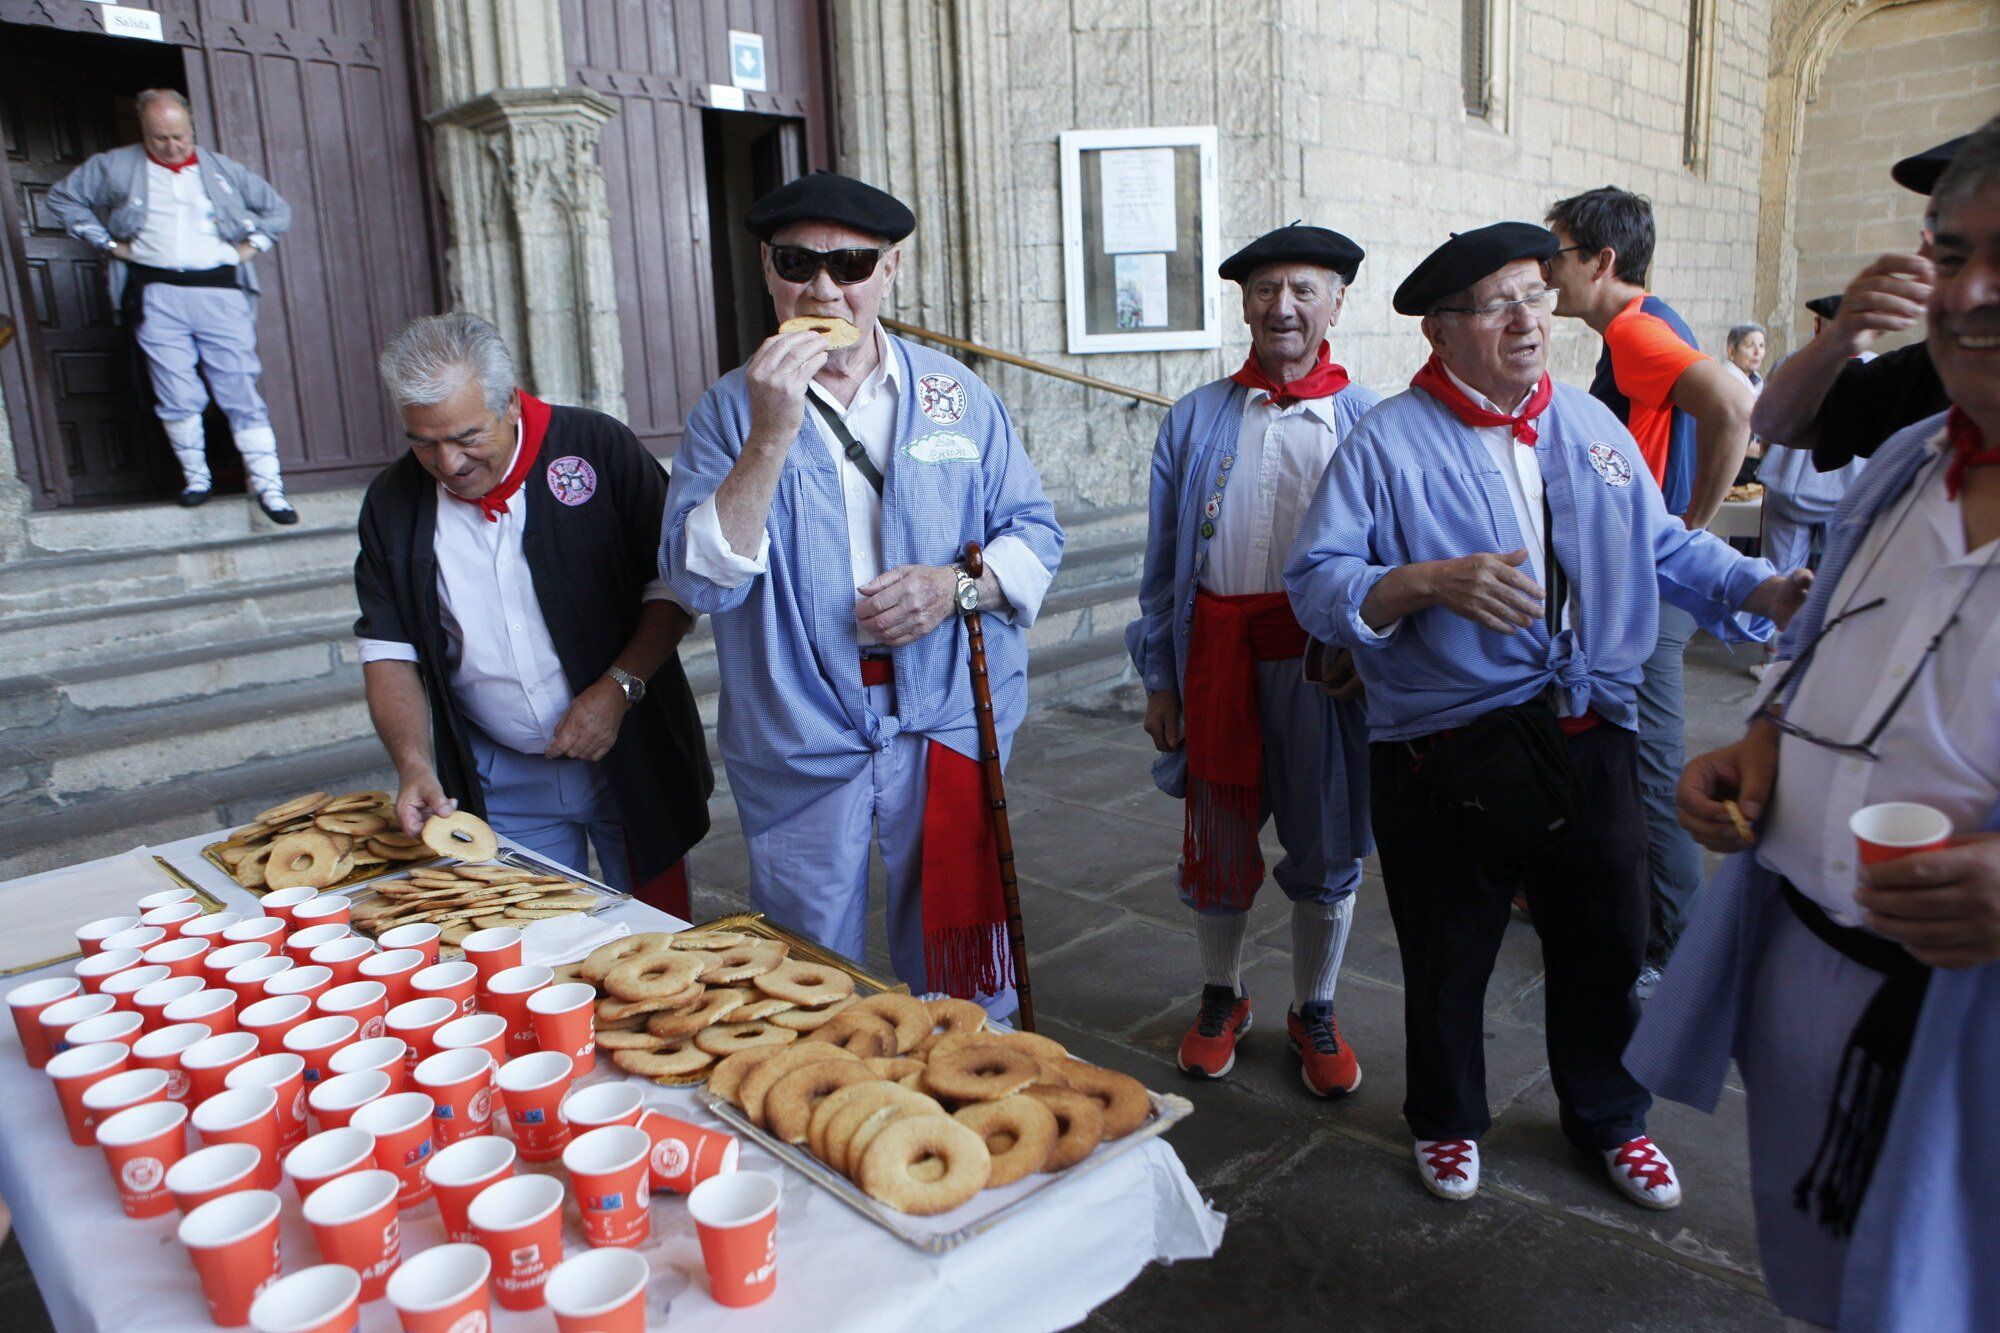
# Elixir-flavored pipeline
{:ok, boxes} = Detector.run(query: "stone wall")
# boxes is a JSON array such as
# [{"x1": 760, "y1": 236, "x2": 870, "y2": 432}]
[{"x1": 1791, "y1": 0, "x2": 2000, "y2": 349}]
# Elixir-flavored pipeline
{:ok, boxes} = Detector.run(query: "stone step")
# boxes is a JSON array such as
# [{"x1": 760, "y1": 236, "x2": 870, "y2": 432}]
[
  {"x1": 1028, "y1": 577, "x2": 1140, "y2": 651},
  {"x1": 0, "y1": 524, "x2": 359, "y2": 618},
  {"x1": 1028, "y1": 628, "x2": 1135, "y2": 703},
  {"x1": 19, "y1": 489, "x2": 363, "y2": 557}
]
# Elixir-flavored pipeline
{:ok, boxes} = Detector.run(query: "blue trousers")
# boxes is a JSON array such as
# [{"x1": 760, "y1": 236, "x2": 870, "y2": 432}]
[
  {"x1": 1636, "y1": 601, "x2": 1705, "y2": 963},
  {"x1": 136, "y1": 284, "x2": 270, "y2": 430},
  {"x1": 466, "y1": 728, "x2": 631, "y2": 892}
]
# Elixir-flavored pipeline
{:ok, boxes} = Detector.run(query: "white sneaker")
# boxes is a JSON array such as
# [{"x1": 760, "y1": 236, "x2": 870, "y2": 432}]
[
  {"x1": 1414, "y1": 1138, "x2": 1479, "y2": 1202},
  {"x1": 1603, "y1": 1135, "x2": 1682, "y2": 1209}
]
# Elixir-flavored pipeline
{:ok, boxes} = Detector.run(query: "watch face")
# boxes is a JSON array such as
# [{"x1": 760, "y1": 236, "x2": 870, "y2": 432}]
[{"x1": 956, "y1": 582, "x2": 978, "y2": 611}]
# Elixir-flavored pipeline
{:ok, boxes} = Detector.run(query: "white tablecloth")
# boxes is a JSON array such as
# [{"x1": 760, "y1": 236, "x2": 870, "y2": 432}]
[
  {"x1": 1710, "y1": 495, "x2": 1763, "y2": 541},
  {"x1": 0, "y1": 831, "x2": 1223, "y2": 1332}
]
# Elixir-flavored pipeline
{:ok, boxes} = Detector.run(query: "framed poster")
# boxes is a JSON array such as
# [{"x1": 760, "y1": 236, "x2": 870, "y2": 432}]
[{"x1": 1059, "y1": 126, "x2": 1221, "y2": 354}]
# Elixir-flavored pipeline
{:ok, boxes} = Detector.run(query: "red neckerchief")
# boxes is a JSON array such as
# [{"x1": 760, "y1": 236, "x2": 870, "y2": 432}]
[
  {"x1": 446, "y1": 391, "x2": 551, "y2": 522},
  {"x1": 147, "y1": 149, "x2": 198, "y2": 174},
  {"x1": 1230, "y1": 340, "x2": 1351, "y2": 408},
  {"x1": 1944, "y1": 407, "x2": 2000, "y2": 500},
  {"x1": 1411, "y1": 354, "x2": 1552, "y2": 446}
]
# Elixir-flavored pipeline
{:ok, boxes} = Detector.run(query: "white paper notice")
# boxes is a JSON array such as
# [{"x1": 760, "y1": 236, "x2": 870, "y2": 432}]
[
  {"x1": 1098, "y1": 148, "x2": 1178, "y2": 254},
  {"x1": 101, "y1": 5, "x2": 165, "y2": 41},
  {"x1": 1114, "y1": 253, "x2": 1170, "y2": 329}
]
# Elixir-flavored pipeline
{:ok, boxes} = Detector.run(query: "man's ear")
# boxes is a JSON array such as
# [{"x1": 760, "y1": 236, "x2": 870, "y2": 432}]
[{"x1": 1593, "y1": 247, "x2": 1618, "y2": 283}]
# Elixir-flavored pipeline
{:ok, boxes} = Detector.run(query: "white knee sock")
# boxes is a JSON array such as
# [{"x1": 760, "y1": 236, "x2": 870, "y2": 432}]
[
  {"x1": 162, "y1": 415, "x2": 210, "y2": 489},
  {"x1": 1193, "y1": 910, "x2": 1249, "y2": 994},
  {"x1": 233, "y1": 425, "x2": 285, "y2": 500},
  {"x1": 1291, "y1": 895, "x2": 1354, "y2": 1010}
]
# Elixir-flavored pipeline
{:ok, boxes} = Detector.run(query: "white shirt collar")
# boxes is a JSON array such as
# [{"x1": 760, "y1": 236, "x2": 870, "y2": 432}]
[
  {"x1": 1246, "y1": 384, "x2": 1341, "y2": 429},
  {"x1": 1441, "y1": 363, "x2": 1534, "y2": 417},
  {"x1": 811, "y1": 322, "x2": 899, "y2": 412}
]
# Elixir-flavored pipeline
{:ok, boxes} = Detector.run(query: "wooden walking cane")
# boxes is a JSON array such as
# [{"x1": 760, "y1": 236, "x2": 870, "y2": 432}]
[{"x1": 960, "y1": 541, "x2": 1036, "y2": 1031}]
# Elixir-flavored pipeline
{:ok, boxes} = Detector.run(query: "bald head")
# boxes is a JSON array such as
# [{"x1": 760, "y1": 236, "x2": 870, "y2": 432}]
[{"x1": 136, "y1": 89, "x2": 196, "y2": 166}]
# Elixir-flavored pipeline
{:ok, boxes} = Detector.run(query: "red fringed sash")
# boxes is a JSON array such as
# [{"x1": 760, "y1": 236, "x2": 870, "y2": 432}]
[{"x1": 920, "y1": 741, "x2": 1012, "y2": 997}]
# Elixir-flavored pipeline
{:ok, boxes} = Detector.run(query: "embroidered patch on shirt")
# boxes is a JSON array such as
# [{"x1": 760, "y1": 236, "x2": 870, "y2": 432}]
[
  {"x1": 1587, "y1": 442, "x2": 1634, "y2": 487},
  {"x1": 916, "y1": 373, "x2": 968, "y2": 425},
  {"x1": 903, "y1": 432, "x2": 979, "y2": 465},
  {"x1": 546, "y1": 455, "x2": 597, "y2": 505}
]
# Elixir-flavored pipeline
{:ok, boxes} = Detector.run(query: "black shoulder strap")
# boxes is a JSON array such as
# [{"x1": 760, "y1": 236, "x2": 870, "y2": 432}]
[
  {"x1": 1542, "y1": 491, "x2": 1567, "y2": 636},
  {"x1": 807, "y1": 392, "x2": 885, "y2": 496}
]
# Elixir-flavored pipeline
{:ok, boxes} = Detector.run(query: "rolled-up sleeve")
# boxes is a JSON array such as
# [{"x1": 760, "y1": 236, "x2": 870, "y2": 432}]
[
  {"x1": 974, "y1": 397, "x2": 1063, "y2": 629},
  {"x1": 359, "y1": 639, "x2": 419, "y2": 663},
  {"x1": 682, "y1": 495, "x2": 770, "y2": 590},
  {"x1": 980, "y1": 534, "x2": 1051, "y2": 626}
]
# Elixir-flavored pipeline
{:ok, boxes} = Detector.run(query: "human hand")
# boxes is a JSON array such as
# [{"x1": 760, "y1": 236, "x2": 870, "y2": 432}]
[
  {"x1": 1831, "y1": 254, "x2": 1935, "y2": 356},
  {"x1": 1429, "y1": 549, "x2": 1544, "y2": 634},
  {"x1": 1744, "y1": 569, "x2": 1813, "y2": 629},
  {"x1": 234, "y1": 240, "x2": 257, "y2": 262},
  {"x1": 1856, "y1": 834, "x2": 2000, "y2": 969},
  {"x1": 1306, "y1": 641, "x2": 1364, "y2": 700},
  {"x1": 546, "y1": 676, "x2": 630, "y2": 762},
  {"x1": 744, "y1": 330, "x2": 831, "y2": 451},
  {"x1": 1676, "y1": 719, "x2": 1780, "y2": 852},
  {"x1": 855, "y1": 565, "x2": 956, "y2": 647},
  {"x1": 394, "y1": 768, "x2": 458, "y2": 838},
  {"x1": 1144, "y1": 689, "x2": 1184, "y2": 751}
]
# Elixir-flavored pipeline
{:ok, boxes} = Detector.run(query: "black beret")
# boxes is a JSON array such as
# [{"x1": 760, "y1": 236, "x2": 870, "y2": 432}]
[
  {"x1": 1392, "y1": 222, "x2": 1559, "y2": 316},
  {"x1": 744, "y1": 171, "x2": 914, "y2": 243},
  {"x1": 1218, "y1": 224, "x2": 1364, "y2": 283},
  {"x1": 1891, "y1": 135, "x2": 1967, "y2": 196},
  {"x1": 1805, "y1": 294, "x2": 1842, "y2": 322}
]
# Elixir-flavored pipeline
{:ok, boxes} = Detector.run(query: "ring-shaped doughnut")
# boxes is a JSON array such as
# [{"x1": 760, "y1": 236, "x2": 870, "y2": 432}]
[
  {"x1": 667, "y1": 929, "x2": 756, "y2": 951},
  {"x1": 692, "y1": 1021, "x2": 797, "y2": 1057},
  {"x1": 805, "y1": 1011, "x2": 898, "y2": 1058},
  {"x1": 738, "y1": 1042, "x2": 860, "y2": 1127},
  {"x1": 596, "y1": 985, "x2": 701, "y2": 1023},
  {"x1": 915, "y1": 997, "x2": 989, "y2": 1054},
  {"x1": 264, "y1": 829, "x2": 344, "y2": 890},
  {"x1": 421, "y1": 810, "x2": 499, "y2": 862},
  {"x1": 923, "y1": 1044, "x2": 1041, "y2": 1103},
  {"x1": 933, "y1": 1028, "x2": 1070, "y2": 1068},
  {"x1": 847, "y1": 993, "x2": 932, "y2": 1054},
  {"x1": 595, "y1": 1030, "x2": 668, "y2": 1051},
  {"x1": 257, "y1": 791, "x2": 330, "y2": 824},
  {"x1": 954, "y1": 1094, "x2": 1059, "y2": 1187},
  {"x1": 767, "y1": 997, "x2": 854, "y2": 1031},
  {"x1": 603, "y1": 950, "x2": 706, "y2": 1003},
  {"x1": 731, "y1": 997, "x2": 797, "y2": 1023},
  {"x1": 315, "y1": 810, "x2": 390, "y2": 837},
  {"x1": 765, "y1": 1061, "x2": 882, "y2": 1144},
  {"x1": 753, "y1": 961, "x2": 857, "y2": 1007},
  {"x1": 708, "y1": 1046, "x2": 783, "y2": 1105},
  {"x1": 697, "y1": 942, "x2": 789, "y2": 984},
  {"x1": 581, "y1": 933, "x2": 676, "y2": 984},
  {"x1": 1059, "y1": 1062, "x2": 1152, "y2": 1139},
  {"x1": 809, "y1": 1081, "x2": 912, "y2": 1162},
  {"x1": 865, "y1": 1056, "x2": 926, "y2": 1082},
  {"x1": 842, "y1": 1103, "x2": 940, "y2": 1180},
  {"x1": 1023, "y1": 1086, "x2": 1105, "y2": 1170},
  {"x1": 612, "y1": 1039, "x2": 713, "y2": 1078},
  {"x1": 646, "y1": 986, "x2": 752, "y2": 1039},
  {"x1": 857, "y1": 1114, "x2": 991, "y2": 1215}
]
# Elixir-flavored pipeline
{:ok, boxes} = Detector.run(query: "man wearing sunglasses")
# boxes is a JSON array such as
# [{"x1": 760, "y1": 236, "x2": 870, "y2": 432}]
[
  {"x1": 1287, "y1": 221, "x2": 1806, "y2": 1210},
  {"x1": 661, "y1": 172, "x2": 1063, "y2": 1010},
  {"x1": 1634, "y1": 115, "x2": 2000, "y2": 1333}
]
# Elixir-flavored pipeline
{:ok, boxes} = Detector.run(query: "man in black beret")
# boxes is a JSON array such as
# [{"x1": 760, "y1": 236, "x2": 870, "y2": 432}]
[
  {"x1": 1130, "y1": 223, "x2": 1379, "y2": 1095},
  {"x1": 1287, "y1": 221, "x2": 1804, "y2": 1208},
  {"x1": 659, "y1": 172, "x2": 1063, "y2": 1007}
]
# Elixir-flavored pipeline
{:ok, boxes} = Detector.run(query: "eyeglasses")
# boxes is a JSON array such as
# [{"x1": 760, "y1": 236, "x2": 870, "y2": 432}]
[
  {"x1": 769, "y1": 245, "x2": 884, "y2": 286},
  {"x1": 1551, "y1": 245, "x2": 1590, "y2": 259},
  {"x1": 1432, "y1": 288, "x2": 1558, "y2": 327}
]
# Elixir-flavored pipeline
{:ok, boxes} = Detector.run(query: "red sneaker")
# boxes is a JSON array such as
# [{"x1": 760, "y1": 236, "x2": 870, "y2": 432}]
[
  {"x1": 1287, "y1": 1003, "x2": 1361, "y2": 1097},
  {"x1": 1177, "y1": 984, "x2": 1252, "y2": 1079}
]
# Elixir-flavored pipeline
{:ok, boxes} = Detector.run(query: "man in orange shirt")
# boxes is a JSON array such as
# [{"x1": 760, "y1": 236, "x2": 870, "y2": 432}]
[{"x1": 1545, "y1": 187, "x2": 1755, "y2": 987}]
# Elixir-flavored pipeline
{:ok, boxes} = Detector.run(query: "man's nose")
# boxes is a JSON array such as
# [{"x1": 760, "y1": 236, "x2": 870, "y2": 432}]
[
  {"x1": 804, "y1": 267, "x2": 843, "y2": 302},
  {"x1": 1505, "y1": 298, "x2": 1538, "y2": 331}
]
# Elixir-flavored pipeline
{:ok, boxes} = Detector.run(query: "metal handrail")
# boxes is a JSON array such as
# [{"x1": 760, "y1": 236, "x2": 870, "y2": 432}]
[{"x1": 882, "y1": 318, "x2": 1173, "y2": 409}]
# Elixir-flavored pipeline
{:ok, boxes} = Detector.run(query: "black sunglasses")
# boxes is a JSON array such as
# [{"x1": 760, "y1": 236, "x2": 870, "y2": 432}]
[{"x1": 769, "y1": 245, "x2": 884, "y2": 285}]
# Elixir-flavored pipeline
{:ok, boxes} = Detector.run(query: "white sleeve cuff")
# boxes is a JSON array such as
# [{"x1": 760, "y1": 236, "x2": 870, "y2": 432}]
[
  {"x1": 683, "y1": 494, "x2": 769, "y2": 590},
  {"x1": 359, "y1": 638, "x2": 420, "y2": 664},
  {"x1": 981, "y1": 535, "x2": 1054, "y2": 627},
  {"x1": 641, "y1": 577, "x2": 693, "y2": 614},
  {"x1": 247, "y1": 233, "x2": 273, "y2": 252}
]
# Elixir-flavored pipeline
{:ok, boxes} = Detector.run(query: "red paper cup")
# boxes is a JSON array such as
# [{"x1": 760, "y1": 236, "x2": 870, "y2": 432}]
[
  {"x1": 96, "y1": 1099, "x2": 188, "y2": 1218},
  {"x1": 100, "y1": 964, "x2": 172, "y2": 1015},
  {"x1": 76, "y1": 914, "x2": 142, "y2": 956},
  {"x1": 223, "y1": 917, "x2": 289, "y2": 949},
  {"x1": 414, "y1": 1047, "x2": 496, "y2": 1146},
  {"x1": 134, "y1": 1022, "x2": 213, "y2": 1105},
  {"x1": 204, "y1": 942, "x2": 274, "y2": 989},
  {"x1": 300, "y1": 1167, "x2": 403, "y2": 1302},
  {"x1": 308, "y1": 1069, "x2": 391, "y2": 1131},
  {"x1": 546, "y1": 1247, "x2": 650, "y2": 1333},
  {"x1": 182, "y1": 1031, "x2": 263, "y2": 1104},
  {"x1": 292, "y1": 896, "x2": 351, "y2": 931},
  {"x1": 688, "y1": 1171, "x2": 780, "y2": 1308},
  {"x1": 310, "y1": 938, "x2": 376, "y2": 989},
  {"x1": 228, "y1": 958, "x2": 297, "y2": 1010},
  {"x1": 48, "y1": 1041, "x2": 131, "y2": 1145},
  {"x1": 482, "y1": 965, "x2": 551, "y2": 1059},
  {"x1": 328, "y1": 1036, "x2": 408, "y2": 1094},
  {"x1": 351, "y1": 1091, "x2": 436, "y2": 1208},
  {"x1": 638, "y1": 1110, "x2": 739, "y2": 1194},
  {"x1": 317, "y1": 980, "x2": 388, "y2": 1042},
  {"x1": 248, "y1": 1263, "x2": 361, "y2": 1333},
  {"x1": 141, "y1": 901, "x2": 205, "y2": 938},
  {"x1": 561, "y1": 1083, "x2": 643, "y2": 1134},
  {"x1": 75, "y1": 947, "x2": 145, "y2": 995},
  {"x1": 468, "y1": 1173, "x2": 565, "y2": 1311},
  {"x1": 527, "y1": 982, "x2": 596, "y2": 1075},
  {"x1": 178, "y1": 1189, "x2": 284, "y2": 1327},
  {"x1": 266, "y1": 963, "x2": 335, "y2": 1008},
  {"x1": 167, "y1": 1140, "x2": 264, "y2": 1213},
  {"x1": 461, "y1": 928, "x2": 523, "y2": 989},
  {"x1": 1851, "y1": 801, "x2": 1953, "y2": 866},
  {"x1": 81, "y1": 1066, "x2": 170, "y2": 1129},
  {"x1": 137, "y1": 886, "x2": 196, "y2": 912},
  {"x1": 496, "y1": 1051, "x2": 574, "y2": 1162},
  {"x1": 144, "y1": 936, "x2": 212, "y2": 980},
  {"x1": 9, "y1": 976, "x2": 83, "y2": 1068},
  {"x1": 39, "y1": 992, "x2": 115, "y2": 1057},
  {"x1": 239, "y1": 994, "x2": 314, "y2": 1056},
  {"x1": 193, "y1": 1084, "x2": 284, "y2": 1189},
  {"x1": 358, "y1": 949, "x2": 426, "y2": 1009},
  {"x1": 434, "y1": 1014, "x2": 507, "y2": 1070},
  {"x1": 563, "y1": 1124, "x2": 651, "y2": 1248},
  {"x1": 227, "y1": 1053, "x2": 311, "y2": 1153},
  {"x1": 284, "y1": 1015, "x2": 360, "y2": 1088},
  {"x1": 100, "y1": 925, "x2": 168, "y2": 956},
  {"x1": 386, "y1": 1242, "x2": 491, "y2": 1333},
  {"x1": 385, "y1": 998, "x2": 458, "y2": 1072},
  {"x1": 411, "y1": 961, "x2": 477, "y2": 1018},
  {"x1": 282, "y1": 1126, "x2": 378, "y2": 1203},
  {"x1": 163, "y1": 986, "x2": 239, "y2": 1036},
  {"x1": 376, "y1": 923, "x2": 441, "y2": 968},
  {"x1": 424, "y1": 1134, "x2": 517, "y2": 1244},
  {"x1": 181, "y1": 912, "x2": 242, "y2": 946},
  {"x1": 63, "y1": 1008, "x2": 144, "y2": 1051},
  {"x1": 285, "y1": 926, "x2": 351, "y2": 967},
  {"x1": 261, "y1": 887, "x2": 319, "y2": 933},
  {"x1": 135, "y1": 975, "x2": 208, "y2": 1032}
]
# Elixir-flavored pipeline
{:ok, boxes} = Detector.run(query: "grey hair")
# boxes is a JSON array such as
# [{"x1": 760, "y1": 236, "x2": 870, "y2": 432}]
[
  {"x1": 1726, "y1": 322, "x2": 1765, "y2": 351},
  {"x1": 1931, "y1": 113, "x2": 2000, "y2": 220},
  {"x1": 378, "y1": 313, "x2": 517, "y2": 414},
  {"x1": 135, "y1": 89, "x2": 191, "y2": 118}
]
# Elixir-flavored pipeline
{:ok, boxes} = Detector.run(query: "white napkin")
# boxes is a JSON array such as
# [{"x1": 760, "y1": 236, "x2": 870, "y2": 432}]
[{"x1": 522, "y1": 915, "x2": 629, "y2": 967}]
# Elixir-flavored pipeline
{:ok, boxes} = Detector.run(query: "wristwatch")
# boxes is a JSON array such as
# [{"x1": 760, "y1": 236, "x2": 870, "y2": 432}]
[
  {"x1": 605, "y1": 666, "x2": 646, "y2": 704},
  {"x1": 951, "y1": 562, "x2": 980, "y2": 615}
]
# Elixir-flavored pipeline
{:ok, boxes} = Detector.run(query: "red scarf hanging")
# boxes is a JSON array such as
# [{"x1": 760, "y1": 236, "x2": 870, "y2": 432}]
[
  {"x1": 1944, "y1": 406, "x2": 2000, "y2": 500},
  {"x1": 1179, "y1": 591, "x2": 1311, "y2": 912},
  {"x1": 919, "y1": 741, "x2": 1013, "y2": 998},
  {"x1": 446, "y1": 391, "x2": 551, "y2": 522},
  {"x1": 1410, "y1": 354, "x2": 1552, "y2": 445},
  {"x1": 147, "y1": 149, "x2": 198, "y2": 174},
  {"x1": 1230, "y1": 340, "x2": 1351, "y2": 408}
]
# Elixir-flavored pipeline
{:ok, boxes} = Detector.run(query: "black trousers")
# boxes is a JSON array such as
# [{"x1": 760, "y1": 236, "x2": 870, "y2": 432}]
[{"x1": 1371, "y1": 722, "x2": 1652, "y2": 1150}]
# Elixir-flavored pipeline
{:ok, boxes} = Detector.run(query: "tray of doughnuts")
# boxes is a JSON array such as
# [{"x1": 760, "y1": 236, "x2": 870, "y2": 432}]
[{"x1": 203, "y1": 790, "x2": 442, "y2": 894}]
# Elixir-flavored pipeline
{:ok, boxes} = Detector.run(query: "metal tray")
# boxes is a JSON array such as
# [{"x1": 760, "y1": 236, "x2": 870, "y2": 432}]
[
  {"x1": 2, "y1": 859, "x2": 228, "y2": 978},
  {"x1": 200, "y1": 834, "x2": 441, "y2": 896},
  {"x1": 697, "y1": 1084, "x2": 1193, "y2": 1253},
  {"x1": 339, "y1": 853, "x2": 629, "y2": 949}
]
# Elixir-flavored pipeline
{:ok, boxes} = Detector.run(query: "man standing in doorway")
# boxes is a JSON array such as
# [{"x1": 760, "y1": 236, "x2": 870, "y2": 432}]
[
  {"x1": 1545, "y1": 186, "x2": 1755, "y2": 986},
  {"x1": 46, "y1": 88, "x2": 296, "y2": 520}
]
